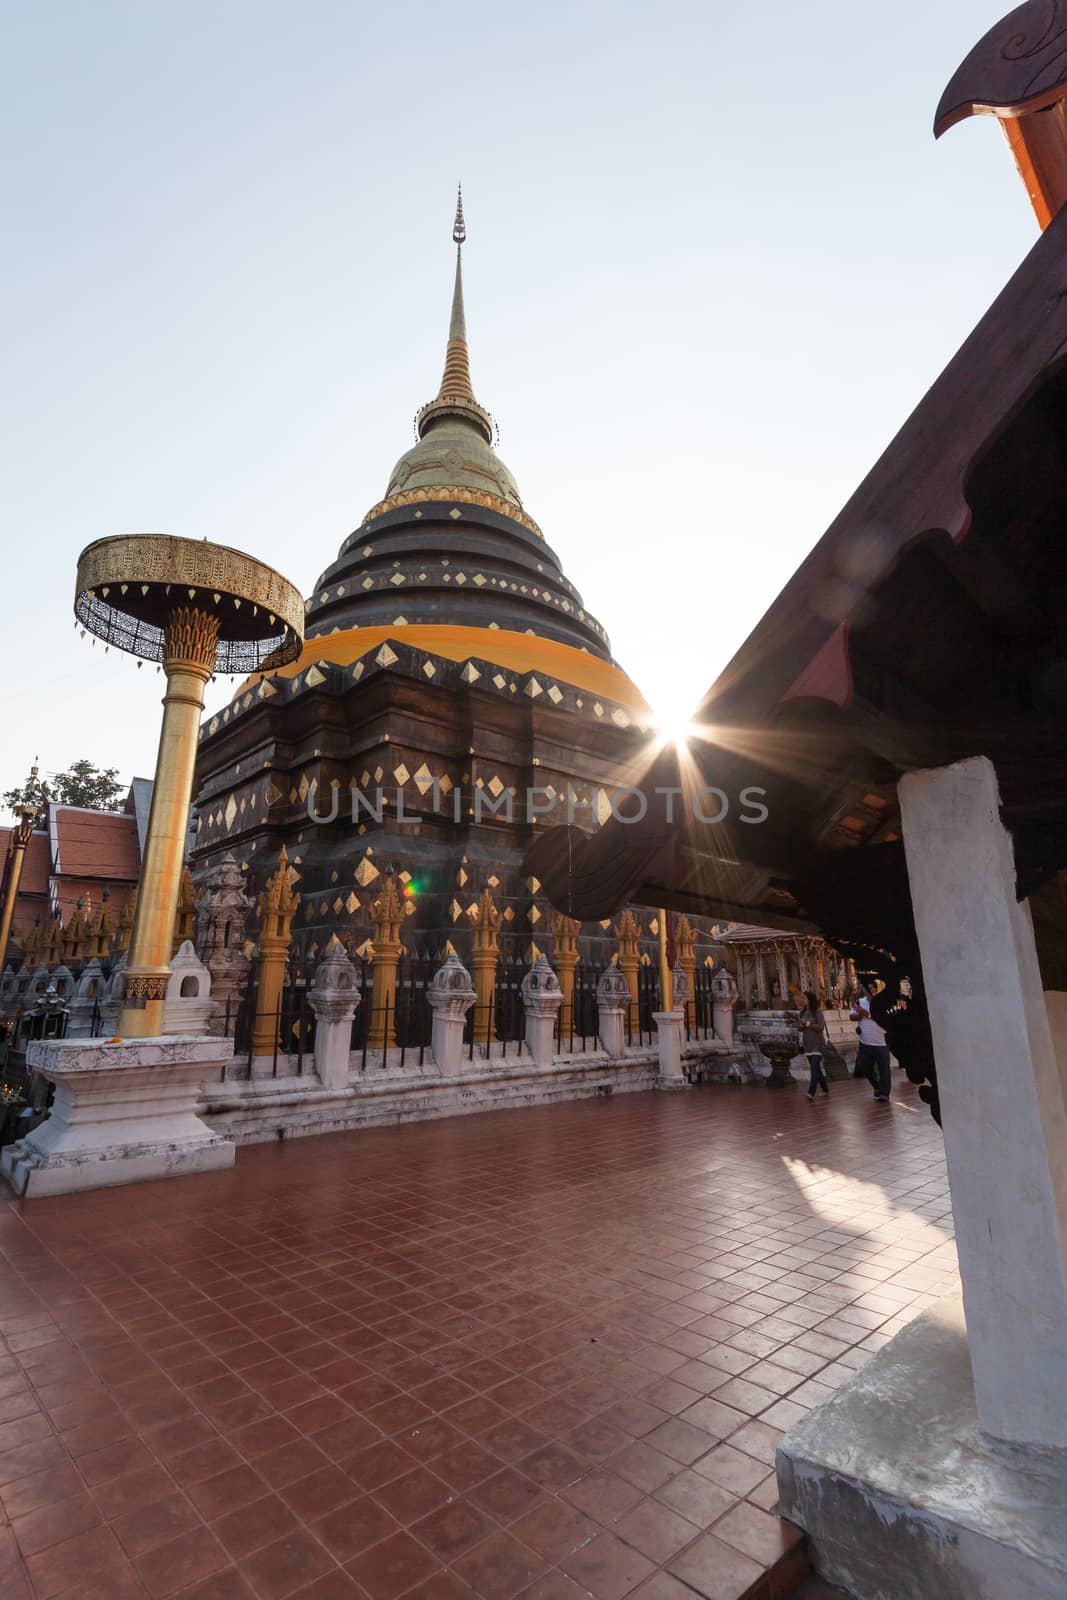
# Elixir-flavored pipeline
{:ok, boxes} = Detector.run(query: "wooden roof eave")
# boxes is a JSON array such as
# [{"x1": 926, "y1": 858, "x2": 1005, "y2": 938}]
[{"x1": 700, "y1": 201, "x2": 1067, "y2": 735}]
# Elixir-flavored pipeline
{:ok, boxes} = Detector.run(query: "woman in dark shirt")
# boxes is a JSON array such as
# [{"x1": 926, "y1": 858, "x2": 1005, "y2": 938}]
[{"x1": 800, "y1": 990, "x2": 829, "y2": 1099}]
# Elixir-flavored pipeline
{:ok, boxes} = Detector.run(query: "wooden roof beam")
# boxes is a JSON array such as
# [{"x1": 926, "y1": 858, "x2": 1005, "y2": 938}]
[{"x1": 936, "y1": 2, "x2": 1067, "y2": 230}]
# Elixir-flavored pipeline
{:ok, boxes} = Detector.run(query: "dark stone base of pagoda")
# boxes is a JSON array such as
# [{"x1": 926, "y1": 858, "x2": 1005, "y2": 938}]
[{"x1": 777, "y1": 1293, "x2": 1067, "y2": 1600}]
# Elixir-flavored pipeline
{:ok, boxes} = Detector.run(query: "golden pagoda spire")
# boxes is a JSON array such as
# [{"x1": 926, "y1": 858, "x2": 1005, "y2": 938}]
[
  {"x1": 437, "y1": 184, "x2": 476, "y2": 404},
  {"x1": 412, "y1": 187, "x2": 494, "y2": 446}
]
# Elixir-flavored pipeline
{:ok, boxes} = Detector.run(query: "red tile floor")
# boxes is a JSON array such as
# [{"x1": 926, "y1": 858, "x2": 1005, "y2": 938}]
[{"x1": 0, "y1": 1076, "x2": 957, "y2": 1600}]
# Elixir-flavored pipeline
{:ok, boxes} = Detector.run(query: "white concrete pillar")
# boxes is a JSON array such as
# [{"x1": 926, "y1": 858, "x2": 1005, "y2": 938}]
[
  {"x1": 653, "y1": 1010, "x2": 688, "y2": 1089},
  {"x1": 308, "y1": 939, "x2": 360, "y2": 1091},
  {"x1": 427, "y1": 953, "x2": 476, "y2": 1074},
  {"x1": 596, "y1": 966, "x2": 630, "y2": 1058},
  {"x1": 521, "y1": 956, "x2": 564, "y2": 1067},
  {"x1": 899, "y1": 755, "x2": 1067, "y2": 1449}
]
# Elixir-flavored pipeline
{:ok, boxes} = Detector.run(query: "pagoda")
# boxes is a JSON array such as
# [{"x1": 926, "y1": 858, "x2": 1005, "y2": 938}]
[{"x1": 192, "y1": 192, "x2": 656, "y2": 962}]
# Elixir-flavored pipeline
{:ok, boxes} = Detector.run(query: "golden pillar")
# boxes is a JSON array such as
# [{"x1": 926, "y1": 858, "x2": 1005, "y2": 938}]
[
  {"x1": 550, "y1": 909, "x2": 581, "y2": 1036},
  {"x1": 251, "y1": 846, "x2": 300, "y2": 1060},
  {"x1": 469, "y1": 888, "x2": 501, "y2": 1044},
  {"x1": 0, "y1": 769, "x2": 41, "y2": 976},
  {"x1": 119, "y1": 608, "x2": 220, "y2": 1036},
  {"x1": 368, "y1": 875, "x2": 404, "y2": 1050},
  {"x1": 172, "y1": 867, "x2": 197, "y2": 956},
  {"x1": 675, "y1": 914, "x2": 696, "y2": 1025},
  {"x1": 614, "y1": 908, "x2": 640, "y2": 1031},
  {"x1": 74, "y1": 533, "x2": 303, "y2": 1040},
  {"x1": 657, "y1": 911, "x2": 672, "y2": 1015}
]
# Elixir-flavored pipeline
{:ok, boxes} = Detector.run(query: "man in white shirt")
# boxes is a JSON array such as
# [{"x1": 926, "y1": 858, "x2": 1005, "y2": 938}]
[{"x1": 851, "y1": 996, "x2": 892, "y2": 1101}]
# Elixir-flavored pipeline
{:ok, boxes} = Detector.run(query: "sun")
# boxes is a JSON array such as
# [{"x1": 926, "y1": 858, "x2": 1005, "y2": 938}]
[{"x1": 650, "y1": 702, "x2": 701, "y2": 747}]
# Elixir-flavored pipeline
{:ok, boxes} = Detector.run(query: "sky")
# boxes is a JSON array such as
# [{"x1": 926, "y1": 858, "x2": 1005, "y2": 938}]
[{"x1": 2, "y1": 0, "x2": 1036, "y2": 813}]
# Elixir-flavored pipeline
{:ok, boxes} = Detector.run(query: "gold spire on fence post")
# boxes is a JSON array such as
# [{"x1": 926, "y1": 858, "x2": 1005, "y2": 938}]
[
  {"x1": 675, "y1": 915, "x2": 696, "y2": 1027},
  {"x1": 368, "y1": 875, "x2": 404, "y2": 1052},
  {"x1": 63, "y1": 903, "x2": 86, "y2": 966},
  {"x1": 469, "y1": 887, "x2": 501, "y2": 1046},
  {"x1": 0, "y1": 764, "x2": 43, "y2": 978},
  {"x1": 22, "y1": 922, "x2": 42, "y2": 971},
  {"x1": 251, "y1": 847, "x2": 300, "y2": 1064},
  {"x1": 614, "y1": 908, "x2": 640, "y2": 1033},
  {"x1": 91, "y1": 894, "x2": 115, "y2": 962},
  {"x1": 115, "y1": 890, "x2": 135, "y2": 959},
  {"x1": 43, "y1": 917, "x2": 62, "y2": 968},
  {"x1": 550, "y1": 910, "x2": 581, "y2": 1040},
  {"x1": 172, "y1": 867, "x2": 197, "y2": 956}
]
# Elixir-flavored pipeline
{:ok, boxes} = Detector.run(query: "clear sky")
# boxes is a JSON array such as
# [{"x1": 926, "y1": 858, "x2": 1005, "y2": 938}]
[{"x1": 2, "y1": 0, "x2": 1035, "y2": 811}]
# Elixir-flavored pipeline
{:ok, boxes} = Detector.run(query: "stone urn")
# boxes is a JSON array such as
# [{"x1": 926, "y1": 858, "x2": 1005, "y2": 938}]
[{"x1": 741, "y1": 1009, "x2": 801, "y2": 1088}]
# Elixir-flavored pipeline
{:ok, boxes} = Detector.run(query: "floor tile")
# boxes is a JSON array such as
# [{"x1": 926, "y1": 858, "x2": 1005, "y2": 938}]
[
  {"x1": 561, "y1": 1529, "x2": 655, "y2": 1599},
  {"x1": 667, "y1": 1530, "x2": 765, "y2": 1599},
  {"x1": 241, "y1": 1527, "x2": 336, "y2": 1598},
  {"x1": 0, "y1": 1082, "x2": 954, "y2": 1600},
  {"x1": 345, "y1": 1529, "x2": 441, "y2": 1598},
  {"x1": 451, "y1": 1529, "x2": 545, "y2": 1598}
]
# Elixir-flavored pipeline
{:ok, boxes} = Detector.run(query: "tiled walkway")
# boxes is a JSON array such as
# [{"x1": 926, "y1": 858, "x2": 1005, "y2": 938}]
[{"x1": 0, "y1": 1077, "x2": 957, "y2": 1600}]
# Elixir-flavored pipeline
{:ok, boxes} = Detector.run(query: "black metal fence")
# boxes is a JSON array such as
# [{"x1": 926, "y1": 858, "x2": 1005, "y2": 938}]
[
  {"x1": 220, "y1": 945, "x2": 689, "y2": 1071},
  {"x1": 625, "y1": 963, "x2": 662, "y2": 1048},
  {"x1": 686, "y1": 964, "x2": 717, "y2": 1042},
  {"x1": 350, "y1": 951, "x2": 433, "y2": 1071},
  {"x1": 556, "y1": 959, "x2": 603, "y2": 1053}
]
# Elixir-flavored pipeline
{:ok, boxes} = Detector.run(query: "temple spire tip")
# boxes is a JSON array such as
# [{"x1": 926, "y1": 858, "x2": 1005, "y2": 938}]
[{"x1": 453, "y1": 183, "x2": 466, "y2": 246}]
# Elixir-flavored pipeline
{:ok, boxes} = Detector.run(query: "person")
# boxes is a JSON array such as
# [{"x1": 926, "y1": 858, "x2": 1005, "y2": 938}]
[
  {"x1": 851, "y1": 992, "x2": 892, "y2": 1101},
  {"x1": 799, "y1": 990, "x2": 829, "y2": 1099}
]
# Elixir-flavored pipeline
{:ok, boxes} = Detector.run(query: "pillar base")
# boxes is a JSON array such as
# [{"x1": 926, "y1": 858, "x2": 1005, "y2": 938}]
[
  {"x1": 653, "y1": 1012, "x2": 690, "y2": 1090},
  {"x1": 777, "y1": 1293, "x2": 1067, "y2": 1600},
  {"x1": 1, "y1": 1036, "x2": 235, "y2": 1197}
]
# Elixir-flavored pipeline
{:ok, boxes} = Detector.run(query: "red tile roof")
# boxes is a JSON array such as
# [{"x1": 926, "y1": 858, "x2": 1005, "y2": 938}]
[
  {"x1": 50, "y1": 808, "x2": 140, "y2": 883},
  {"x1": 0, "y1": 830, "x2": 51, "y2": 897}
]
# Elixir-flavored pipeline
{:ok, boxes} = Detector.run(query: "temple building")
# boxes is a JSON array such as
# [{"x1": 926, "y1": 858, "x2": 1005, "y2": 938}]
[
  {"x1": 191, "y1": 194, "x2": 684, "y2": 968},
  {"x1": 0, "y1": 792, "x2": 144, "y2": 953}
]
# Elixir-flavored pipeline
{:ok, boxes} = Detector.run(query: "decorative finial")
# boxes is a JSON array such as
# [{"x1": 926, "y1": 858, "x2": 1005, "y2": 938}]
[{"x1": 453, "y1": 184, "x2": 466, "y2": 246}]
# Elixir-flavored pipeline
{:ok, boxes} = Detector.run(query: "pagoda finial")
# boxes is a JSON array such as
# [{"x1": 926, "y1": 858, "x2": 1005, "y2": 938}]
[
  {"x1": 410, "y1": 188, "x2": 494, "y2": 445},
  {"x1": 437, "y1": 186, "x2": 475, "y2": 404}
]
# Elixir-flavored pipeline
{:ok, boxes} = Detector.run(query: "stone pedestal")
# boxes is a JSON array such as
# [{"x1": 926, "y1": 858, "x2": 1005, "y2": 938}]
[
  {"x1": 653, "y1": 1010, "x2": 689, "y2": 1090},
  {"x1": 762, "y1": 1041, "x2": 799, "y2": 1088},
  {"x1": 428, "y1": 953, "x2": 476, "y2": 1073},
  {"x1": 308, "y1": 938, "x2": 359, "y2": 1090},
  {"x1": 778, "y1": 1293, "x2": 1067, "y2": 1600},
  {"x1": 597, "y1": 966, "x2": 630, "y2": 1058},
  {"x1": 522, "y1": 955, "x2": 563, "y2": 1066},
  {"x1": 1, "y1": 1036, "x2": 235, "y2": 1196}
]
